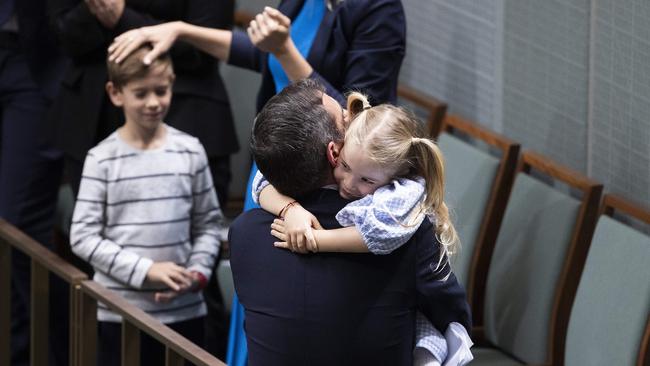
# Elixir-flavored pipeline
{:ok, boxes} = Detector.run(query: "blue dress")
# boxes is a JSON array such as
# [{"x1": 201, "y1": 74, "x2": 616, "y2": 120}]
[{"x1": 226, "y1": 1, "x2": 326, "y2": 365}]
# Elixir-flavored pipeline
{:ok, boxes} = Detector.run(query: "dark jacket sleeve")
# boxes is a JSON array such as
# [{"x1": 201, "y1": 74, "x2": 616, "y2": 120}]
[
  {"x1": 312, "y1": 0, "x2": 406, "y2": 105},
  {"x1": 48, "y1": 0, "x2": 110, "y2": 60},
  {"x1": 227, "y1": 29, "x2": 265, "y2": 72},
  {"x1": 49, "y1": 0, "x2": 230, "y2": 70},
  {"x1": 415, "y1": 222, "x2": 472, "y2": 333}
]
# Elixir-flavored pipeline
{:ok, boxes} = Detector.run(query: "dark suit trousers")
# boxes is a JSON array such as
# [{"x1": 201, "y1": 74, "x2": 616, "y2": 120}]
[{"x1": 0, "y1": 45, "x2": 65, "y2": 365}]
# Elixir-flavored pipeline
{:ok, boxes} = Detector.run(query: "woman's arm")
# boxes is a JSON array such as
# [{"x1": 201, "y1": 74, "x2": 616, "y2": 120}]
[
  {"x1": 109, "y1": 20, "x2": 232, "y2": 64},
  {"x1": 248, "y1": 7, "x2": 313, "y2": 81}
]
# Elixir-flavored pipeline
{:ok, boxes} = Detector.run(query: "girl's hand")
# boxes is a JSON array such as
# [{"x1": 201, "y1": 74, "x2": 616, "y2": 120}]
[
  {"x1": 271, "y1": 206, "x2": 324, "y2": 253},
  {"x1": 146, "y1": 262, "x2": 192, "y2": 291},
  {"x1": 109, "y1": 22, "x2": 181, "y2": 64},
  {"x1": 247, "y1": 7, "x2": 292, "y2": 55},
  {"x1": 272, "y1": 218, "x2": 310, "y2": 253},
  {"x1": 286, "y1": 204, "x2": 323, "y2": 252}
]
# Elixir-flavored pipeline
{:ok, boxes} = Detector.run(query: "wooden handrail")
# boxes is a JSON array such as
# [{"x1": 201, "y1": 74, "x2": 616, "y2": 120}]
[
  {"x1": 79, "y1": 280, "x2": 226, "y2": 366},
  {"x1": 0, "y1": 219, "x2": 88, "y2": 366},
  {"x1": 0, "y1": 219, "x2": 87, "y2": 283}
]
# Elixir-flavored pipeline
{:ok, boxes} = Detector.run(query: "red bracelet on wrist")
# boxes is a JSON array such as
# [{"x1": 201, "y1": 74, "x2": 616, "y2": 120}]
[
  {"x1": 191, "y1": 271, "x2": 208, "y2": 292},
  {"x1": 278, "y1": 200, "x2": 298, "y2": 219}
]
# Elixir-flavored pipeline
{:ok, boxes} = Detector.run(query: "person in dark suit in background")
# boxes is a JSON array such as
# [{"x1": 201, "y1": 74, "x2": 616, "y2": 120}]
[
  {"x1": 0, "y1": 1, "x2": 68, "y2": 365},
  {"x1": 228, "y1": 80, "x2": 471, "y2": 365},
  {"x1": 47, "y1": 0, "x2": 237, "y2": 358}
]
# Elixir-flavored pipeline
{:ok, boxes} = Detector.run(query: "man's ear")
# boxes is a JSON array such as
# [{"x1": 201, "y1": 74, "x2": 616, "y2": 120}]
[
  {"x1": 106, "y1": 81, "x2": 124, "y2": 107},
  {"x1": 327, "y1": 141, "x2": 342, "y2": 168}
]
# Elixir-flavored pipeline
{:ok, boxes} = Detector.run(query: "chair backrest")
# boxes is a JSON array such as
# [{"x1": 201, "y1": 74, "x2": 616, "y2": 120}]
[
  {"x1": 436, "y1": 115, "x2": 519, "y2": 326},
  {"x1": 565, "y1": 195, "x2": 650, "y2": 366},
  {"x1": 482, "y1": 151, "x2": 602, "y2": 365},
  {"x1": 397, "y1": 84, "x2": 448, "y2": 137}
]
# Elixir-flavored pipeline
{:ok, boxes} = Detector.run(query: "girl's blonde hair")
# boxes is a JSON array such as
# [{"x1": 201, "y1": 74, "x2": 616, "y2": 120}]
[{"x1": 345, "y1": 92, "x2": 459, "y2": 256}]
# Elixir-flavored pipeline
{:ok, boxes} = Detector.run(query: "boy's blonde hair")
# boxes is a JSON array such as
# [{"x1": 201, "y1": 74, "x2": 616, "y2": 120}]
[
  {"x1": 345, "y1": 92, "x2": 459, "y2": 255},
  {"x1": 107, "y1": 44, "x2": 174, "y2": 88}
]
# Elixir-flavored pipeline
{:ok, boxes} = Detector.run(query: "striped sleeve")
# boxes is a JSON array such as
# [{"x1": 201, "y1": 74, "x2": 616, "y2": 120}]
[
  {"x1": 70, "y1": 153, "x2": 153, "y2": 288},
  {"x1": 187, "y1": 144, "x2": 223, "y2": 278}
]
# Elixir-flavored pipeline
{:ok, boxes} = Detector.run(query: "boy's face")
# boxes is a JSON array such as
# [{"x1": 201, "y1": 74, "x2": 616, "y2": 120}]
[
  {"x1": 332, "y1": 142, "x2": 396, "y2": 200},
  {"x1": 107, "y1": 65, "x2": 174, "y2": 130}
]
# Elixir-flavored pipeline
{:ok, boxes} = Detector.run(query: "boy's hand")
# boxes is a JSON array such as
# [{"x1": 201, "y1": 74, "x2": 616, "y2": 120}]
[
  {"x1": 146, "y1": 262, "x2": 192, "y2": 291},
  {"x1": 153, "y1": 271, "x2": 206, "y2": 303}
]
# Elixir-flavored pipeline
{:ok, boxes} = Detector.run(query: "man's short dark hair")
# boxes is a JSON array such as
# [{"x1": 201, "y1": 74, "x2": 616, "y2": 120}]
[{"x1": 251, "y1": 79, "x2": 343, "y2": 198}]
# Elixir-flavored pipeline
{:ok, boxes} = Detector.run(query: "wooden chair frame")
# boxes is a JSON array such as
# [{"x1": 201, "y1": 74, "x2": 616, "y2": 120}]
[
  {"x1": 397, "y1": 84, "x2": 448, "y2": 137},
  {"x1": 599, "y1": 194, "x2": 650, "y2": 366},
  {"x1": 438, "y1": 115, "x2": 520, "y2": 327},
  {"x1": 493, "y1": 151, "x2": 602, "y2": 366}
]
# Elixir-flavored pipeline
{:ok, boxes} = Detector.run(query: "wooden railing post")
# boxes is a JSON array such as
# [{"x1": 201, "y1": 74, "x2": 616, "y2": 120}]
[
  {"x1": 122, "y1": 321, "x2": 140, "y2": 366},
  {"x1": 78, "y1": 291, "x2": 97, "y2": 366},
  {"x1": 69, "y1": 284, "x2": 82, "y2": 366},
  {"x1": 31, "y1": 260, "x2": 49, "y2": 366},
  {"x1": 0, "y1": 241, "x2": 10, "y2": 366},
  {"x1": 166, "y1": 347, "x2": 184, "y2": 366}
]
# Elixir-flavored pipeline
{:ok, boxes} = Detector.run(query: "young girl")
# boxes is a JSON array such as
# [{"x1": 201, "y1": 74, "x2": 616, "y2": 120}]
[{"x1": 252, "y1": 93, "x2": 473, "y2": 365}]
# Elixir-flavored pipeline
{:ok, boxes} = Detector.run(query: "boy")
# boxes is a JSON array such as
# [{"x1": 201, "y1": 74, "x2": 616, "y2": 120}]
[{"x1": 70, "y1": 45, "x2": 226, "y2": 365}]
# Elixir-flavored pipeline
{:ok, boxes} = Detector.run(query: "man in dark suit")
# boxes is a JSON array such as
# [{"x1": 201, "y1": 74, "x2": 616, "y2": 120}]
[
  {"x1": 229, "y1": 80, "x2": 471, "y2": 365},
  {"x1": 0, "y1": 1, "x2": 68, "y2": 365}
]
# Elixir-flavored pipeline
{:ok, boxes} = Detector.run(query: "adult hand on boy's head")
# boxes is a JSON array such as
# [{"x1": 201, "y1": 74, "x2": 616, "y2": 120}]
[
  {"x1": 146, "y1": 262, "x2": 192, "y2": 291},
  {"x1": 109, "y1": 22, "x2": 180, "y2": 64}
]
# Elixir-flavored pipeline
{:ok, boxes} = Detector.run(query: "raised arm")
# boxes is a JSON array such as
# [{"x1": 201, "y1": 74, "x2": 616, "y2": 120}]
[{"x1": 109, "y1": 21, "x2": 233, "y2": 65}]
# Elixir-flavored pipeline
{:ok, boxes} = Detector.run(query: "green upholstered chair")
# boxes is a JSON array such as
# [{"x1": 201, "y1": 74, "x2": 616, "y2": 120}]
[
  {"x1": 217, "y1": 259, "x2": 235, "y2": 313},
  {"x1": 564, "y1": 195, "x2": 650, "y2": 366},
  {"x1": 436, "y1": 115, "x2": 519, "y2": 326},
  {"x1": 472, "y1": 151, "x2": 602, "y2": 366}
]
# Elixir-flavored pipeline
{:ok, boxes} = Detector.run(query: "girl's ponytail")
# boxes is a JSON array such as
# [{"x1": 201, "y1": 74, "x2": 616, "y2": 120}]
[
  {"x1": 410, "y1": 137, "x2": 459, "y2": 256},
  {"x1": 346, "y1": 92, "x2": 370, "y2": 121}
]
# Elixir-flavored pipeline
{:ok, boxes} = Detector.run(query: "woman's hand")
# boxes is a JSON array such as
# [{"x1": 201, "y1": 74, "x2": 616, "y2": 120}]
[
  {"x1": 247, "y1": 7, "x2": 292, "y2": 56},
  {"x1": 109, "y1": 22, "x2": 182, "y2": 64},
  {"x1": 85, "y1": 0, "x2": 124, "y2": 29}
]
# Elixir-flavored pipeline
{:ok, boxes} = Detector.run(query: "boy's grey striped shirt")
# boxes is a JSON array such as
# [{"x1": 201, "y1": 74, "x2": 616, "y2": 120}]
[{"x1": 70, "y1": 126, "x2": 227, "y2": 323}]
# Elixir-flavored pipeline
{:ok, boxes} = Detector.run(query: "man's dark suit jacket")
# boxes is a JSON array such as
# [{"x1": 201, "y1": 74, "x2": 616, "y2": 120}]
[
  {"x1": 227, "y1": 0, "x2": 406, "y2": 109},
  {"x1": 229, "y1": 189, "x2": 471, "y2": 366}
]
